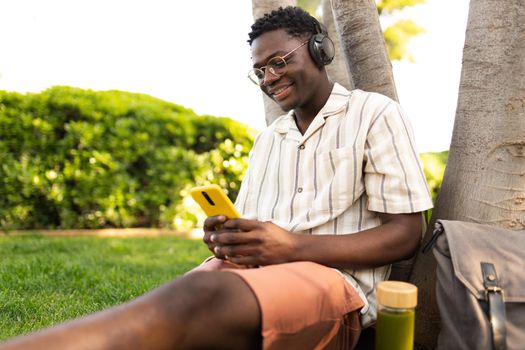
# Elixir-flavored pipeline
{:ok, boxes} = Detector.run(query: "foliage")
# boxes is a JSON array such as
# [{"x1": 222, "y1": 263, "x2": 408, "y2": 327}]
[
  {"x1": 0, "y1": 87, "x2": 255, "y2": 230},
  {"x1": 378, "y1": 0, "x2": 426, "y2": 62},
  {"x1": 420, "y1": 150, "x2": 448, "y2": 202},
  {"x1": 384, "y1": 19, "x2": 424, "y2": 61},
  {"x1": 297, "y1": 0, "x2": 426, "y2": 61},
  {"x1": 0, "y1": 234, "x2": 210, "y2": 340},
  {"x1": 376, "y1": 0, "x2": 425, "y2": 14},
  {"x1": 297, "y1": 0, "x2": 321, "y2": 15}
]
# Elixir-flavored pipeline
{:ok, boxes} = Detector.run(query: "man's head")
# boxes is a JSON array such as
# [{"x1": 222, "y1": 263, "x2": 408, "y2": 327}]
[
  {"x1": 247, "y1": 6, "x2": 334, "y2": 114},
  {"x1": 248, "y1": 6, "x2": 334, "y2": 70}
]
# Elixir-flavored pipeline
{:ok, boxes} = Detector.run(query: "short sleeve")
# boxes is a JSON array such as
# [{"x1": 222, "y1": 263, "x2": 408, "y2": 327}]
[{"x1": 363, "y1": 102, "x2": 433, "y2": 213}]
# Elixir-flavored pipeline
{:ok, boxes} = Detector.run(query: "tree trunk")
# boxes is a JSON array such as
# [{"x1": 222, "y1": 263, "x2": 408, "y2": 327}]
[
  {"x1": 321, "y1": 0, "x2": 354, "y2": 91},
  {"x1": 410, "y1": 0, "x2": 525, "y2": 347},
  {"x1": 251, "y1": 0, "x2": 297, "y2": 126},
  {"x1": 330, "y1": 0, "x2": 398, "y2": 102}
]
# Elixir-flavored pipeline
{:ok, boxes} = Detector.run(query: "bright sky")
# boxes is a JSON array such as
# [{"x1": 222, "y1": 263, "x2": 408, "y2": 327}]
[{"x1": 0, "y1": 0, "x2": 469, "y2": 152}]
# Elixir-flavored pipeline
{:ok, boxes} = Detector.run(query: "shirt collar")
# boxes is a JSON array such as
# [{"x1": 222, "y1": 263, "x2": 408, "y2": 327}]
[
  {"x1": 319, "y1": 82, "x2": 352, "y2": 118},
  {"x1": 273, "y1": 82, "x2": 352, "y2": 137}
]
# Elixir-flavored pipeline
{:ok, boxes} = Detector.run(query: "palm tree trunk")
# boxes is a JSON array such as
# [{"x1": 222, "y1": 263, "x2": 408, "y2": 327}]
[
  {"x1": 251, "y1": 0, "x2": 297, "y2": 126},
  {"x1": 410, "y1": 0, "x2": 525, "y2": 347},
  {"x1": 330, "y1": 0, "x2": 398, "y2": 101}
]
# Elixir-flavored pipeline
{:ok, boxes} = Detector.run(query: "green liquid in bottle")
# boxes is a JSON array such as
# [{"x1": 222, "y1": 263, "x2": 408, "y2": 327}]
[{"x1": 375, "y1": 308, "x2": 415, "y2": 350}]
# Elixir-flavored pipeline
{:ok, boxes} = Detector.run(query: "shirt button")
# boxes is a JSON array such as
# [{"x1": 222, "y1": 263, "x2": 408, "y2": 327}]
[
  {"x1": 297, "y1": 187, "x2": 303, "y2": 193},
  {"x1": 299, "y1": 144, "x2": 305, "y2": 150}
]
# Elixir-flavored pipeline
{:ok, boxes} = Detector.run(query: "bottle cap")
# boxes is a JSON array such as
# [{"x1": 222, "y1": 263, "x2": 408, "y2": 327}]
[{"x1": 376, "y1": 281, "x2": 418, "y2": 308}]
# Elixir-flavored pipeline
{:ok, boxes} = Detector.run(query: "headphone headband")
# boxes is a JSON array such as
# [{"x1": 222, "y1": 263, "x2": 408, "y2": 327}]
[{"x1": 313, "y1": 18, "x2": 323, "y2": 34}]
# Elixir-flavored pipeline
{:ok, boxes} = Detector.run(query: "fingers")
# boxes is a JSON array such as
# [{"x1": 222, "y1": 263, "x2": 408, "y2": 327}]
[
  {"x1": 202, "y1": 232, "x2": 216, "y2": 255},
  {"x1": 203, "y1": 215, "x2": 245, "y2": 259},
  {"x1": 227, "y1": 254, "x2": 258, "y2": 266},
  {"x1": 209, "y1": 230, "x2": 259, "y2": 246},
  {"x1": 203, "y1": 215, "x2": 225, "y2": 257},
  {"x1": 209, "y1": 231, "x2": 260, "y2": 264},
  {"x1": 203, "y1": 215, "x2": 227, "y2": 231},
  {"x1": 215, "y1": 242, "x2": 259, "y2": 258},
  {"x1": 203, "y1": 221, "x2": 245, "y2": 247},
  {"x1": 216, "y1": 245, "x2": 261, "y2": 267},
  {"x1": 222, "y1": 218, "x2": 260, "y2": 231}
]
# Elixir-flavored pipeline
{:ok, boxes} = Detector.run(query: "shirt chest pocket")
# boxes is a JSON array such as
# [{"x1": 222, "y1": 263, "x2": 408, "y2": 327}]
[{"x1": 317, "y1": 146, "x2": 362, "y2": 210}]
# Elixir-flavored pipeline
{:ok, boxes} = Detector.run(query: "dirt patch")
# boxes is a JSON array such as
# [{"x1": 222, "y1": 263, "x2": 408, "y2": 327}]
[{"x1": 1, "y1": 228, "x2": 204, "y2": 239}]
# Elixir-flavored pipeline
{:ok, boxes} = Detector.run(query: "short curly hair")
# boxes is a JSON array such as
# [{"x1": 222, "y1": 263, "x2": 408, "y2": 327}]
[{"x1": 248, "y1": 6, "x2": 318, "y2": 45}]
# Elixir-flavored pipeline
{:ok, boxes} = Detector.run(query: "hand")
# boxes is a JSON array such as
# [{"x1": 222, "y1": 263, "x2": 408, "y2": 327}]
[
  {"x1": 210, "y1": 219, "x2": 298, "y2": 266},
  {"x1": 202, "y1": 215, "x2": 231, "y2": 259}
]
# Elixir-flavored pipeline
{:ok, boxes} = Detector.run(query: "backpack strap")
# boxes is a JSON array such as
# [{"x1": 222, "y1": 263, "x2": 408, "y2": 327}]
[{"x1": 481, "y1": 262, "x2": 507, "y2": 350}]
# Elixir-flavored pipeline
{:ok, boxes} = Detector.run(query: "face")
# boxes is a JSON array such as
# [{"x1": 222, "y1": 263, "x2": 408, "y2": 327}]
[{"x1": 250, "y1": 29, "x2": 324, "y2": 112}]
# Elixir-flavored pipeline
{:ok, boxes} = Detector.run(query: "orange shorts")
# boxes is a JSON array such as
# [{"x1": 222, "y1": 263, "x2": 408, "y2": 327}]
[{"x1": 190, "y1": 258, "x2": 365, "y2": 350}]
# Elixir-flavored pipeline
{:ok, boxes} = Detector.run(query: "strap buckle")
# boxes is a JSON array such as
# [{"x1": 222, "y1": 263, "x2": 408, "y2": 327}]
[{"x1": 485, "y1": 286, "x2": 503, "y2": 299}]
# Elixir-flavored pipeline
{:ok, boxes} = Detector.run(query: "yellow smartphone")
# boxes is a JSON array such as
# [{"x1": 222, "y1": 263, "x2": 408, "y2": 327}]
[{"x1": 190, "y1": 184, "x2": 241, "y2": 219}]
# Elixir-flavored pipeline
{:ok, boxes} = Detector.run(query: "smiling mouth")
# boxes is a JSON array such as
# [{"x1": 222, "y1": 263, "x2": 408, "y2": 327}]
[{"x1": 270, "y1": 84, "x2": 293, "y2": 101}]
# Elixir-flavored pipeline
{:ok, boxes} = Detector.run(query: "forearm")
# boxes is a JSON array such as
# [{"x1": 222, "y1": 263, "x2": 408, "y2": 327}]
[
  {"x1": 213, "y1": 212, "x2": 423, "y2": 268},
  {"x1": 291, "y1": 212, "x2": 423, "y2": 269}
]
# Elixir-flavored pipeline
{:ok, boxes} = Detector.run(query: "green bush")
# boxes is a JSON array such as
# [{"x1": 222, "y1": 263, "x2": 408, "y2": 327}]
[{"x1": 0, "y1": 86, "x2": 255, "y2": 230}]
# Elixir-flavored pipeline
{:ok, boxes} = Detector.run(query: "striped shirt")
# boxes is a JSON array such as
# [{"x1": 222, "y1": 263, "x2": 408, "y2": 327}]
[{"x1": 234, "y1": 83, "x2": 433, "y2": 327}]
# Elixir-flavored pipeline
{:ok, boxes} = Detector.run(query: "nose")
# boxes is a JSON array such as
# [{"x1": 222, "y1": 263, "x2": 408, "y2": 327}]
[{"x1": 261, "y1": 68, "x2": 280, "y2": 86}]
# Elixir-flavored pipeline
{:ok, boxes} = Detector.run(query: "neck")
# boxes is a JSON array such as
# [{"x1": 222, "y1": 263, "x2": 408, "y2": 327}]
[{"x1": 294, "y1": 77, "x2": 333, "y2": 134}]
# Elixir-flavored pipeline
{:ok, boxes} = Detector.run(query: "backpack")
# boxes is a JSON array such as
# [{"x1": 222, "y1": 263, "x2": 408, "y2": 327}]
[{"x1": 424, "y1": 220, "x2": 525, "y2": 350}]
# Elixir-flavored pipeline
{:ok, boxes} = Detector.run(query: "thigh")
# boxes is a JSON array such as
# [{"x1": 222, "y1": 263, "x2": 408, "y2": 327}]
[
  {"x1": 228, "y1": 261, "x2": 365, "y2": 350},
  {"x1": 187, "y1": 256, "x2": 249, "y2": 273}
]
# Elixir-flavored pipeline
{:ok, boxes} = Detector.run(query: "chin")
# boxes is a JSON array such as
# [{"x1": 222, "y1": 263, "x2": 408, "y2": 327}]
[
  {"x1": 272, "y1": 97, "x2": 297, "y2": 112},
  {"x1": 278, "y1": 104, "x2": 294, "y2": 112}
]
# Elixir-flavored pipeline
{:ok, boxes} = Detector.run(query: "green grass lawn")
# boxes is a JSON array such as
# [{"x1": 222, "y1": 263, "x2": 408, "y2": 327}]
[{"x1": 0, "y1": 234, "x2": 210, "y2": 341}]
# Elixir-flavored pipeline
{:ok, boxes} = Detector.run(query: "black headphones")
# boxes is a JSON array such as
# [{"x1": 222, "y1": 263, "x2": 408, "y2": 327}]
[{"x1": 308, "y1": 18, "x2": 335, "y2": 68}]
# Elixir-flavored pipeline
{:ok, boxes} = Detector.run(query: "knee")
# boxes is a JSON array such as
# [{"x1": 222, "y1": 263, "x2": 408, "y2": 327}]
[
  {"x1": 181, "y1": 271, "x2": 227, "y2": 298},
  {"x1": 158, "y1": 271, "x2": 261, "y2": 348},
  {"x1": 165, "y1": 271, "x2": 235, "y2": 317}
]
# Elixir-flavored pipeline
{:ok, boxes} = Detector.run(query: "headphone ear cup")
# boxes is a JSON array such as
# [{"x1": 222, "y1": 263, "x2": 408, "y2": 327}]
[
  {"x1": 308, "y1": 34, "x2": 324, "y2": 68},
  {"x1": 308, "y1": 33, "x2": 335, "y2": 68},
  {"x1": 320, "y1": 35, "x2": 335, "y2": 65}
]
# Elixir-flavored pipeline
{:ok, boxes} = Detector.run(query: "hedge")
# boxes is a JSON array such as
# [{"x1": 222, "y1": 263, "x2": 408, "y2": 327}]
[{"x1": 0, "y1": 86, "x2": 255, "y2": 230}]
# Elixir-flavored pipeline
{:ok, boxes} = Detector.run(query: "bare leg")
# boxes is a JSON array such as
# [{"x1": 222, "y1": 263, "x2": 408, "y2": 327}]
[{"x1": 0, "y1": 271, "x2": 262, "y2": 350}]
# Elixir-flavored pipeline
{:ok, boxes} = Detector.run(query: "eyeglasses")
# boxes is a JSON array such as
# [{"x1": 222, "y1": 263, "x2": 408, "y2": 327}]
[{"x1": 247, "y1": 40, "x2": 308, "y2": 86}]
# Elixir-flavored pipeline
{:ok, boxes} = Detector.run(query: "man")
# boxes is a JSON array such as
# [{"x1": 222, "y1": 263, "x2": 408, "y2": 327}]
[{"x1": 0, "y1": 6, "x2": 432, "y2": 350}]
